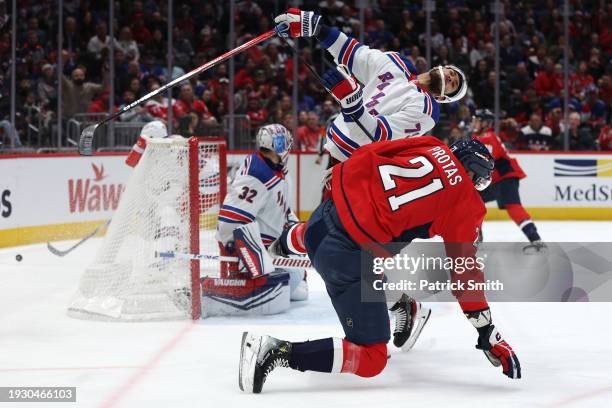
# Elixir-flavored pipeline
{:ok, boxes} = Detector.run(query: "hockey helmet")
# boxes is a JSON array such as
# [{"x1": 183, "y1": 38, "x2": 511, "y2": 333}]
[
  {"x1": 472, "y1": 108, "x2": 495, "y2": 131},
  {"x1": 256, "y1": 123, "x2": 293, "y2": 160},
  {"x1": 450, "y1": 137, "x2": 494, "y2": 191},
  {"x1": 140, "y1": 120, "x2": 168, "y2": 139},
  {"x1": 434, "y1": 65, "x2": 468, "y2": 104}
]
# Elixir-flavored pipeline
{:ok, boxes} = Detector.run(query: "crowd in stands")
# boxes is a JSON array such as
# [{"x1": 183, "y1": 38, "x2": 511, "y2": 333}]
[{"x1": 0, "y1": 0, "x2": 610, "y2": 151}]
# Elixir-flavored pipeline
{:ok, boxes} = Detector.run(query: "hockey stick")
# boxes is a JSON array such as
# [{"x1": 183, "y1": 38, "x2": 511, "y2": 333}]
[
  {"x1": 47, "y1": 220, "x2": 110, "y2": 257},
  {"x1": 78, "y1": 30, "x2": 276, "y2": 156},
  {"x1": 277, "y1": 34, "x2": 376, "y2": 142},
  {"x1": 155, "y1": 251, "x2": 312, "y2": 269}
]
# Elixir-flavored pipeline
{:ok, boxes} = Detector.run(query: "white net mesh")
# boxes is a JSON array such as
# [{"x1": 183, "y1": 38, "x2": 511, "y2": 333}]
[
  {"x1": 197, "y1": 141, "x2": 223, "y2": 279},
  {"x1": 68, "y1": 137, "x2": 225, "y2": 321}
]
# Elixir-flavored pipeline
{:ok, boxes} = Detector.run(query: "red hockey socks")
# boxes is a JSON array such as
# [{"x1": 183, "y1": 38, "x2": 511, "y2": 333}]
[{"x1": 288, "y1": 338, "x2": 387, "y2": 378}]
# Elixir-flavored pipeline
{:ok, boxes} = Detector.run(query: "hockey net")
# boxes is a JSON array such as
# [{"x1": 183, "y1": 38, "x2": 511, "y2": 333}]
[{"x1": 68, "y1": 136, "x2": 226, "y2": 321}]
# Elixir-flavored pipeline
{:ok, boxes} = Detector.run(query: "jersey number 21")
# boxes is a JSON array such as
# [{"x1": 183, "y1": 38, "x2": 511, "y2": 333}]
[{"x1": 378, "y1": 156, "x2": 443, "y2": 211}]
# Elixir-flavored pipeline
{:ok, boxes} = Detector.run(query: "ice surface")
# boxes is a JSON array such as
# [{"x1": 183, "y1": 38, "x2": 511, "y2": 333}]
[{"x1": 1, "y1": 221, "x2": 611, "y2": 407}]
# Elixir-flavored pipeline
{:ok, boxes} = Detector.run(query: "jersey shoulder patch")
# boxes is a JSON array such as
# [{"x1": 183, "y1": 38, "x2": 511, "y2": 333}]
[
  {"x1": 240, "y1": 153, "x2": 284, "y2": 190},
  {"x1": 384, "y1": 52, "x2": 418, "y2": 80}
]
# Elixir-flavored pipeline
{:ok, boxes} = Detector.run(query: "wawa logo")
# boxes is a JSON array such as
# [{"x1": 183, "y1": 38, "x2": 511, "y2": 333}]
[{"x1": 68, "y1": 163, "x2": 125, "y2": 213}]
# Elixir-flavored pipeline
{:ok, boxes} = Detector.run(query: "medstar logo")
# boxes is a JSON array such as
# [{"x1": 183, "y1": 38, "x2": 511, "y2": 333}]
[{"x1": 68, "y1": 163, "x2": 124, "y2": 213}]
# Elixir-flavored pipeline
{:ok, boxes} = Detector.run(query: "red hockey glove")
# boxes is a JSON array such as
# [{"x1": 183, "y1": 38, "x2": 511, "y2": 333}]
[{"x1": 476, "y1": 324, "x2": 521, "y2": 379}]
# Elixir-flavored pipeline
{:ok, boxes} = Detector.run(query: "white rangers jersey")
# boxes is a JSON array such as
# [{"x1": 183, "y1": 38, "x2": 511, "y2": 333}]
[
  {"x1": 320, "y1": 27, "x2": 440, "y2": 161},
  {"x1": 216, "y1": 152, "x2": 298, "y2": 247}
]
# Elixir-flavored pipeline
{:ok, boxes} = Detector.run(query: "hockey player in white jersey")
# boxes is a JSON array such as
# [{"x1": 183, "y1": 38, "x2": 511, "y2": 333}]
[
  {"x1": 273, "y1": 8, "x2": 451, "y2": 351},
  {"x1": 275, "y1": 8, "x2": 467, "y2": 162},
  {"x1": 215, "y1": 124, "x2": 308, "y2": 304}
]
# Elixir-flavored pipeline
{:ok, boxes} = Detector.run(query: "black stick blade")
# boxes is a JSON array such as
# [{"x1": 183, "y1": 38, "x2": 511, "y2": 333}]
[{"x1": 79, "y1": 124, "x2": 98, "y2": 156}]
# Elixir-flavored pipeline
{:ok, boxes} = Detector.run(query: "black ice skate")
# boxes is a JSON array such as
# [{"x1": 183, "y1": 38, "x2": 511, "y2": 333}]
[
  {"x1": 389, "y1": 293, "x2": 431, "y2": 351},
  {"x1": 523, "y1": 240, "x2": 547, "y2": 254},
  {"x1": 239, "y1": 332, "x2": 292, "y2": 393}
]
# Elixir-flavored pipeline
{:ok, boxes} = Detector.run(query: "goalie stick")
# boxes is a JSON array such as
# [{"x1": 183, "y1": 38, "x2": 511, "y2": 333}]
[
  {"x1": 155, "y1": 251, "x2": 312, "y2": 270},
  {"x1": 47, "y1": 220, "x2": 110, "y2": 257},
  {"x1": 78, "y1": 30, "x2": 276, "y2": 156}
]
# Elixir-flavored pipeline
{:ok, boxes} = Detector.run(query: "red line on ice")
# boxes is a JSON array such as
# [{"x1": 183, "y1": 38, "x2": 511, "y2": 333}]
[{"x1": 97, "y1": 322, "x2": 196, "y2": 408}]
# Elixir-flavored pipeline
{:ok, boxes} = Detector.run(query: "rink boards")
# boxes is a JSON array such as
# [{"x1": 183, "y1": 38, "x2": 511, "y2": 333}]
[{"x1": 1, "y1": 150, "x2": 612, "y2": 247}]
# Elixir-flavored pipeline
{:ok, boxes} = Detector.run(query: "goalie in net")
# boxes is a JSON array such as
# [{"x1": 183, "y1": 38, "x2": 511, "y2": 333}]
[{"x1": 208, "y1": 123, "x2": 308, "y2": 316}]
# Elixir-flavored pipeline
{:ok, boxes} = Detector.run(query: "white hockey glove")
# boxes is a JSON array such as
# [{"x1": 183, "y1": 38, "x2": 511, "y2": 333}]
[
  {"x1": 274, "y1": 8, "x2": 321, "y2": 38},
  {"x1": 233, "y1": 223, "x2": 275, "y2": 278},
  {"x1": 321, "y1": 65, "x2": 363, "y2": 114}
]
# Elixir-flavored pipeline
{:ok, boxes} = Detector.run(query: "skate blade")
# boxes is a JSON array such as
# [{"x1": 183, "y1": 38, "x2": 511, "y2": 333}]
[
  {"x1": 239, "y1": 332, "x2": 262, "y2": 392},
  {"x1": 401, "y1": 307, "x2": 432, "y2": 352}
]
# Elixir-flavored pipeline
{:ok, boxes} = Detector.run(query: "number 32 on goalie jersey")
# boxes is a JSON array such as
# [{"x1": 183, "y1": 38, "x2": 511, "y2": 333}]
[{"x1": 378, "y1": 156, "x2": 444, "y2": 211}]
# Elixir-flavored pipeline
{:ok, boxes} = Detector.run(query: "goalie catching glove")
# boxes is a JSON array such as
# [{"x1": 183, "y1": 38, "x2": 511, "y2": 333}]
[
  {"x1": 274, "y1": 8, "x2": 321, "y2": 38},
  {"x1": 321, "y1": 65, "x2": 363, "y2": 119}
]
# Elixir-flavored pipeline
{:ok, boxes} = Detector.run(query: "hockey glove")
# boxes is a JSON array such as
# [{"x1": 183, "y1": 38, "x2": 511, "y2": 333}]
[
  {"x1": 233, "y1": 223, "x2": 275, "y2": 278},
  {"x1": 476, "y1": 324, "x2": 521, "y2": 379},
  {"x1": 274, "y1": 8, "x2": 321, "y2": 38},
  {"x1": 321, "y1": 65, "x2": 363, "y2": 116},
  {"x1": 269, "y1": 222, "x2": 307, "y2": 258}
]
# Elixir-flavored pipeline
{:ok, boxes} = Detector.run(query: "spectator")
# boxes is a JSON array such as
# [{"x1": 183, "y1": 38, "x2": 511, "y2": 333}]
[
  {"x1": 61, "y1": 67, "x2": 105, "y2": 118},
  {"x1": 145, "y1": 83, "x2": 172, "y2": 121},
  {"x1": 119, "y1": 90, "x2": 154, "y2": 122},
  {"x1": 318, "y1": 99, "x2": 338, "y2": 123},
  {"x1": 534, "y1": 57, "x2": 561, "y2": 98},
  {"x1": 118, "y1": 27, "x2": 139, "y2": 62},
  {"x1": 563, "y1": 112, "x2": 597, "y2": 150},
  {"x1": 519, "y1": 113, "x2": 555, "y2": 151},
  {"x1": 245, "y1": 92, "x2": 268, "y2": 129},
  {"x1": 87, "y1": 22, "x2": 117, "y2": 62},
  {"x1": 582, "y1": 86, "x2": 607, "y2": 128},
  {"x1": 598, "y1": 126, "x2": 612, "y2": 151},
  {"x1": 295, "y1": 112, "x2": 323, "y2": 152},
  {"x1": 37, "y1": 63, "x2": 56, "y2": 111},
  {"x1": 87, "y1": 90, "x2": 117, "y2": 114},
  {"x1": 0, "y1": 120, "x2": 22, "y2": 147},
  {"x1": 173, "y1": 83, "x2": 217, "y2": 135}
]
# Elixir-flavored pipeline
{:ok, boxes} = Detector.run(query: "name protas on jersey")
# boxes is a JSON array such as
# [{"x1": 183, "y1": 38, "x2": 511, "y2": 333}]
[{"x1": 428, "y1": 146, "x2": 463, "y2": 186}]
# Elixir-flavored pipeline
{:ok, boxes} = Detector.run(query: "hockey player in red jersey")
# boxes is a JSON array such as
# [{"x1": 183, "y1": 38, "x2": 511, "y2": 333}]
[
  {"x1": 471, "y1": 109, "x2": 545, "y2": 252},
  {"x1": 239, "y1": 136, "x2": 521, "y2": 393}
]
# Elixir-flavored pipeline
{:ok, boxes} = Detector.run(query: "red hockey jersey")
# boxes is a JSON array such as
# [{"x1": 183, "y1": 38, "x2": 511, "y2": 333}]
[
  {"x1": 331, "y1": 137, "x2": 485, "y2": 246},
  {"x1": 474, "y1": 130, "x2": 525, "y2": 183}
]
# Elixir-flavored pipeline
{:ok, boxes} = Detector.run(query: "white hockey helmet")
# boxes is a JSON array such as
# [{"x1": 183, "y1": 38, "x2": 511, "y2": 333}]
[
  {"x1": 256, "y1": 123, "x2": 293, "y2": 160},
  {"x1": 434, "y1": 64, "x2": 468, "y2": 104},
  {"x1": 140, "y1": 120, "x2": 168, "y2": 139}
]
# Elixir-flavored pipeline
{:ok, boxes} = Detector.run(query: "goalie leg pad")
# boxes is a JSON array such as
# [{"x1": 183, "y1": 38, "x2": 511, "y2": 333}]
[{"x1": 201, "y1": 272, "x2": 290, "y2": 317}]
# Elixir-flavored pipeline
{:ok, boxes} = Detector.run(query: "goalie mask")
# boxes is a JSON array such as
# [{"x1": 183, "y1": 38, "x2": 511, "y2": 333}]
[
  {"x1": 450, "y1": 137, "x2": 494, "y2": 191},
  {"x1": 256, "y1": 124, "x2": 293, "y2": 162},
  {"x1": 433, "y1": 65, "x2": 467, "y2": 104}
]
